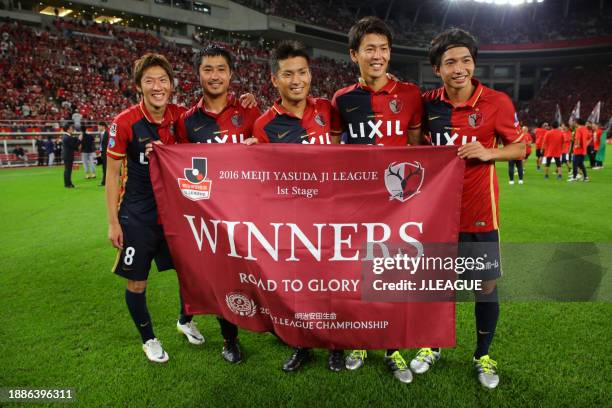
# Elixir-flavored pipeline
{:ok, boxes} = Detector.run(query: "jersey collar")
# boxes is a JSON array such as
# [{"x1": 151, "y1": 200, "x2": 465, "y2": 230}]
[
  {"x1": 440, "y1": 78, "x2": 484, "y2": 108},
  {"x1": 197, "y1": 94, "x2": 237, "y2": 117},
  {"x1": 357, "y1": 77, "x2": 397, "y2": 94},
  {"x1": 139, "y1": 100, "x2": 175, "y2": 127},
  {"x1": 272, "y1": 97, "x2": 315, "y2": 119}
]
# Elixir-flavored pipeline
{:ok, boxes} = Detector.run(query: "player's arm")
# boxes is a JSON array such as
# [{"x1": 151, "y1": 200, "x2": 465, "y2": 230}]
[
  {"x1": 105, "y1": 122, "x2": 129, "y2": 249},
  {"x1": 244, "y1": 115, "x2": 270, "y2": 145},
  {"x1": 457, "y1": 140, "x2": 524, "y2": 162},
  {"x1": 243, "y1": 107, "x2": 262, "y2": 145},
  {"x1": 407, "y1": 88, "x2": 425, "y2": 145},
  {"x1": 459, "y1": 96, "x2": 525, "y2": 162},
  {"x1": 106, "y1": 158, "x2": 123, "y2": 249},
  {"x1": 330, "y1": 94, "x2": 344, "y2": 144}
]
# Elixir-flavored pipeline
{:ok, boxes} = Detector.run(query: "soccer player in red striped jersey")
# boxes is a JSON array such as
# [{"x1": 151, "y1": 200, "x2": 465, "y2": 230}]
[
  {"x1": 330, "y1": 16, "x2": 422, "y2": 147},
  {"x1": 173, "y1": 45, "x2": 259, "y2": 364},
  {"x1": 175, "y1": 46, "x2": 260, "y2": 146},
  {"x1": 409, "y1": 28, "x2": 525, "y2": 389},
  {"x1": 245, "y1": 41, "x2": 343, "y2": 373},
  {"x1": 251, "y1": 41, "x2": 333, "y2": 145},
  {"x1": 336, "y1": 17, "x2": 419, "y2": 385},
  {"x1": 106, "y1": 54, "x2": 189, "y2": 363}
]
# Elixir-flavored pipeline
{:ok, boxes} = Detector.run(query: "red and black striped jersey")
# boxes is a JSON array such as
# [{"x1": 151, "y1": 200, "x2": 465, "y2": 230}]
[
  {"x1": 253, "y1": 97, "x2": 333, "y2": 145},
  {"x1": 176, "y1": 95, "x2": 260, "y2": 144},
  {"x1": 107, "y1": 101, "x2": 186, "y2": 226},
  {"x1": 422, "y1": 79, "x2": 523, "y2": 233},
  {"x1": 331, "y1": 78, "x2": 422, "y2": 145}
]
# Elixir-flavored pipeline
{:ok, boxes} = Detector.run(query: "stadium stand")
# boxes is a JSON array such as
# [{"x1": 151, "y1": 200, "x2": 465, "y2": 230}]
[
  {"x1": 0, "y1": 1, "x2": 610, "y2": 139},
  {"x1": 0, "y1": 20, "x2": 355, "y2": 129},
  {"x1": 520, "y1": 66, "x2": 612, "y2": 126},
  {"x1": 234, "y1": 0, "x2": 612, "y2": 47}
]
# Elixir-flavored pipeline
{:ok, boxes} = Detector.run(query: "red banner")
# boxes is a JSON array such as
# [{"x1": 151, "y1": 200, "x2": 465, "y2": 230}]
[{"x1": 150, "y1": 144, "x2": 464, "y2": 349}]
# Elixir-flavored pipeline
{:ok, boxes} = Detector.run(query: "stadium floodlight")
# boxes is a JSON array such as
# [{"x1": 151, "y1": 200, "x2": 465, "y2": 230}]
[{"x1": 469, "y1": 0, "x2": 544, "y2": 4}]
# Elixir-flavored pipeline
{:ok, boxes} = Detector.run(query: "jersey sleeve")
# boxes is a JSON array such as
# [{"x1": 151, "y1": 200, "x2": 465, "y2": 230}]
[
  {"x1": 245, "y1": 106, "x2": 262, "y2": 139},
  {"x1": 330, "y1": 91, "x2": 344, "y2": 136},
  {"x1": 252, "y1": 118, "x2": 270, "y2": 144},
  {"x1": 406, "y1": 85, "x2": 423, "y2": 130},
  {"x1": 494, "y1": 94, "x2": 523, "y2": 145},
  {"x1": 175, "y1": 114, "x2": 189, "y2": 144},
  {"x1": 106, "y1": 119, "x2": 131, "y2": 160}
]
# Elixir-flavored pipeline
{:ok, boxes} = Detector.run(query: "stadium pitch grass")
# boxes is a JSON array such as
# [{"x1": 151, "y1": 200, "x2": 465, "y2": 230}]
[{"x1": 0, "y1": 154, "x2": 610, "y2": 407}]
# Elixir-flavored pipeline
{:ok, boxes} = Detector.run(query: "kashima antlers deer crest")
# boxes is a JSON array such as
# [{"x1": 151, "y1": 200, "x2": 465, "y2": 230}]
[{"x1": 384, "y1": 161, "x2": 425, "y2": 202}]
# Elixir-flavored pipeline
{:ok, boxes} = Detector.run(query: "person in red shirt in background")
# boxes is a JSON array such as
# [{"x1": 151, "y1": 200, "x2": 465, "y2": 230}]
[
  {"x1": 560, "y1": 123, "x2": 572, "y2": 174},
  {"x1": 534, "y1": 122, "x2": 549, "y2": 171},
  {"x1": 586, "y1": 121, "x2": 598, "y2": 168},
  {"x1": 508, "y1": 125, "x2": 531, "y2": 184},
  {"x1": 592, "y1": 123, "x2": 604, "y2": 169},
  {"x1": 569, "y1": 118, "x2": 590, "y2": 182},
  {"x1": 542, "y1": 121, "x2": 564, "y2": 180}
]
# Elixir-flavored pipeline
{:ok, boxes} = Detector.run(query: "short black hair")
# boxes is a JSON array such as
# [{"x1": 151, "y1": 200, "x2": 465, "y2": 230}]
[
  {"x1": 576, "y1": 118, "x2": 586, "y2": 126},
  {"x1": 551, "y1": 121, "x2": 559, "y2": 129},
  {"x1": 194, "y1": 45, "x2": 233, "y2": 72},
  {"x1": 428, "y1": 28, "x2": 478, "y2": 67},
  {"x1": 270, "y1": 40, "x2": 309, "y2": 74},
  {"x1": 348, "y1": 16, "x2": 393, "y2": 52}
]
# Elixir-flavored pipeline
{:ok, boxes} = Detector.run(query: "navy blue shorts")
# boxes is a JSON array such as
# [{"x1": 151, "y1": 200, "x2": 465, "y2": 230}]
[
  {"x1": 112, "y1": 224, "x2": 174, "y2": 281},
  {"x1": 457, "y1": 230, "x2": 501, "y2": 282}
]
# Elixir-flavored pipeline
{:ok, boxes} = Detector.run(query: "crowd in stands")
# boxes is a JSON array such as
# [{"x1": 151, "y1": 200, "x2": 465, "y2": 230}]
[
  {"x1": 0, "y1": 15, "x2": 610, "y2": 133},
  {"x1": 234, "y1": 0, "x2": 612, "y2": 46},
  {"x1": 0, "y1": 19, "x2": 355, "y2": 130},
  {"x1": 521, "y1": 66, "x2": 612, "y2": 126},
  {"x1": 234, "y1": 0, "x2": 354, "y2": 33}
]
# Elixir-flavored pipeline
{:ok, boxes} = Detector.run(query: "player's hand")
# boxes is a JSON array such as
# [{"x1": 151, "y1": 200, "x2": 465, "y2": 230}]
[
  {"x1": 239, "y1": 93, "x2": 258, "y2": 108},
  {"x1": 458, "y1": 141, "x2": 494, "y2": 161},
  {"x1": 243, "y1": 137, "x2": 259, "y2": 146},
  {"x1": 145, "y1": 140, "x2": 163, "y2": 158},
  {"x1": 386, "y1": 73, "x2": 400, "y2": 82},
  {"x1": 108, "y1": 223, "x2": 123, "y2": 249}
]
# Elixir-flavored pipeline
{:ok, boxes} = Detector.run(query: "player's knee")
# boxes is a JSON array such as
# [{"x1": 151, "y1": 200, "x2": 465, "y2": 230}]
[{"x1": 127, "y1": 280, "x2": 147, "y2": 293}]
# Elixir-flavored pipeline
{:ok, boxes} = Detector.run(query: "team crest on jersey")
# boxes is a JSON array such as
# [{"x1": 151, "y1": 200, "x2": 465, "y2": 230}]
[
  {"x1": 225, "y1": 292, "x2": 257, "y2": 317},
  {"x1": 468, "y1": 112, "x2": 483, "y2": 128},
  {"x1": 384, "y1": 161, "x2": 424, "y2": 202},
  {"x1": 315, "y1": 113, "x2": 326, "y2": 127},
  {"x1": 110, "y1": 123, "x2": 117, "y2": 137},
  {"x1": 177, "y1": 157, "x2": 212, "y2": 201},
  {"x1": 231, "y1": 113, "x2": 243, "y2": 127},
  {"x1": 108, "y1": 137, "x2": 116, "y2": 148},
  {"x1": 389, "y1": 98, "x2": 403, "y2": 114}
]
